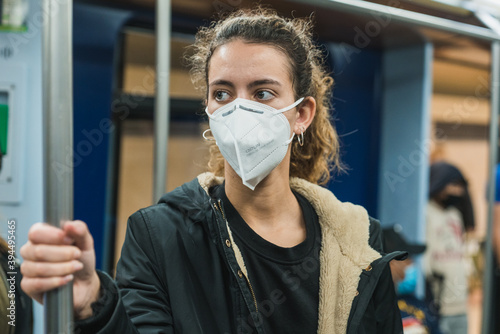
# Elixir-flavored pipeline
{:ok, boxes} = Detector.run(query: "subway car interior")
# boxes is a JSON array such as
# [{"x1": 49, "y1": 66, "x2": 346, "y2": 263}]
[{"x1": 1, "y1": 0, "x2": 500, "y2": 333}]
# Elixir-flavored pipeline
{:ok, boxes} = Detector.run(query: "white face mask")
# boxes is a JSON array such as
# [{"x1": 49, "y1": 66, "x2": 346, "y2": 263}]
[{"x1": 205, "y1": 97, "x2": 304, "y2": 190}]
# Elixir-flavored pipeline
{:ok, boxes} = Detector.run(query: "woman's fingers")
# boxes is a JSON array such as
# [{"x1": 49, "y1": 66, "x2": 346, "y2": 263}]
[
  {"x1": 63, "y1": 220, "x2": 94, "y2": 252},
  {"x1": 20, "y1": 220, "x2": 99, "y2": 312},
  {"x1": 21, "y1": 260, "x2": 83, "y2": 278},
  {"x1": 20, "y1": 275, "x2": 74, "y2": 304},
  {"x1": 27, "y1": 222, "x2": 74, "y2": 245},
  {"x1": 20, "y1": 242, "x2": 81, "y2": 262}
]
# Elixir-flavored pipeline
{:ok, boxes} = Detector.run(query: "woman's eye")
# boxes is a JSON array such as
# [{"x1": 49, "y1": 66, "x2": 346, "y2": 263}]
[
  {"x1": 255, "y1": 90, "x2": 273, "y2": 100},
  {"x1": 214, "y1": 91, "x2": 230, "y2": 102}
]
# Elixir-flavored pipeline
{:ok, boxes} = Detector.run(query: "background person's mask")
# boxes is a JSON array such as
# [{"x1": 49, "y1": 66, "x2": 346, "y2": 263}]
[
  {"x1": 206, "y1": 97, "x2": 303, "y2": 190},
  {"x1": 442, "y1": 194, "x2": 463, "y2": 208},
  {"x1": 397, "y1": 264, "x2": 418, "y2": 295}
]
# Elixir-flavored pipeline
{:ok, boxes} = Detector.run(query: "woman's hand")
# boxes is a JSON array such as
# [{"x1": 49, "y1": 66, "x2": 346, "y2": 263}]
[{"x1": 20, "y1": 220, "x2": 101, "y2": 320}]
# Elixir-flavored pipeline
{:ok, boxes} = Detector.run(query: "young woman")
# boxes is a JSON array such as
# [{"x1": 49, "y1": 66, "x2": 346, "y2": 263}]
[{"x1": 20, "y1": 8, "x2": 404, "y2": 333}]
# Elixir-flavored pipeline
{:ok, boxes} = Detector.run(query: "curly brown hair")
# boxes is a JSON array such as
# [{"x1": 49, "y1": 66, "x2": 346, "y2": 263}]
[{"x1": 187, "y1": 7, "x2": 343, "y2": 185}]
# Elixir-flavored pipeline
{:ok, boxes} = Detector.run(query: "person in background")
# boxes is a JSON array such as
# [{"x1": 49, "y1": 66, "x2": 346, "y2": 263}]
[
  {"x1": 425, "y1": 161, "x2": 474, "y2": 334},
  {"x1": 0, "y1": 236, "x2": 32, "y2": 334},
  {"x1": 383, "y1": 225, "x2": 441, "y2": 334}
]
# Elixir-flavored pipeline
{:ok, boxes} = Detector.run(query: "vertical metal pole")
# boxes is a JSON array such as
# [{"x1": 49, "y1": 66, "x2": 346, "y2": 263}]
[
  {"x1": 153, "y1": 0, "x2": 171, "y2": 203},
  {"x1": 102, "y1": 113, "x2": 121, "y2": 275},
  {"x1": 482, "y1": 41, "x2": 500, "y2": 334},
  {"x1": 42, "y1": 0, "x2": 74, "y2": 331}
]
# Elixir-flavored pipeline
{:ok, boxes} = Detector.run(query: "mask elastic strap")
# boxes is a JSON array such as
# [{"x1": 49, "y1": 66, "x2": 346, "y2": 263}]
[
  {"x1": 274, "y1": 97, "x2": 305, "y2": 114},
  {"x1": 285, "y1": 133, "x2": 295, "y2": 145},
  {"x1": 205, "y1": 107, "x2": 216, "y2": 120}
]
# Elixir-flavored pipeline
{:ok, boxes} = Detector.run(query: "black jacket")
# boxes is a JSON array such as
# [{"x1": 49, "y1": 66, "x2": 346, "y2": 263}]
[{"x1": 77, "y1": 173, "x2": 404, "y2": 333}]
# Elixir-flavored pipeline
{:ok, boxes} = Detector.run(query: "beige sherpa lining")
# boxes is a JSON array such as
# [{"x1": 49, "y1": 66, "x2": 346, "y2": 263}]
[
  {"x1": 226, "y1": 221, "x2": 249, "y2": 278},
  {"x1": 197, "y1": 172, "x2": 381, "y2": 333},
  {"x1": 289, "y1": 177, "x2": 381, "y2": 333}
]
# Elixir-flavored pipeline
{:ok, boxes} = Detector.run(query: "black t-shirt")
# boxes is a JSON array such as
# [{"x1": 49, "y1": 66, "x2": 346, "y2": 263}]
[{"x1": 214, "y1": 185, "x2": 321, "y2": 334}]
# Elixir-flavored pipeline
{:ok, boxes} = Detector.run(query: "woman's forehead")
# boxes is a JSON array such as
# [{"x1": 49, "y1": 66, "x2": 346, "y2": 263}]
[{"x1": 208, "y1": 40, "x2": 293, "y2": 85}]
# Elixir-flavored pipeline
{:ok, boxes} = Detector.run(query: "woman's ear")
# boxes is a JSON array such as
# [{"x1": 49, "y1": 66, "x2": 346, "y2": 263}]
[{"x1": 294, "y1": 96, "x2": 316, "y2": 135}]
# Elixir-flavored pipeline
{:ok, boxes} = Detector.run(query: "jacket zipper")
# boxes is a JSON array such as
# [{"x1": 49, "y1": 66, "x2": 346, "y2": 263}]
[
  {"x1": 242, "y1": 272, "x2": 258, "y2": 313},
  {"x1": 216, "y1": 200, "x2": 259, "y2": 313}
]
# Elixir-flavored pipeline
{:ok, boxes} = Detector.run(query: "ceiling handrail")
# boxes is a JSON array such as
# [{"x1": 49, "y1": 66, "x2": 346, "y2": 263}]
[{"x1": 289, "y1": 0, "x2": 500, "y2": 41}]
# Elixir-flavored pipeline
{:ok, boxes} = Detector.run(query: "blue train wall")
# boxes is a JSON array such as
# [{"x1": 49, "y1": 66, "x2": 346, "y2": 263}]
[
  {"x1": 326, "y1": 44, "x2": 382, "y2": 217},
  {"x1": 73, "y1": 3, "x2": 132, "y2": 270}
]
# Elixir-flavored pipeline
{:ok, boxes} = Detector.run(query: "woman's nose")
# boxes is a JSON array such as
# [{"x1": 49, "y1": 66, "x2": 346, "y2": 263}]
[{"x1": 234, "y1": 90, "x2": 252, "y2": 100}]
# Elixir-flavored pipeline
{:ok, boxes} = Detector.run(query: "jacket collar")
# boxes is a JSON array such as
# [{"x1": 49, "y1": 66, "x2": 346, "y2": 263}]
[{"x1": 196, "y1": 172, "x2": 379, "y2": 268}]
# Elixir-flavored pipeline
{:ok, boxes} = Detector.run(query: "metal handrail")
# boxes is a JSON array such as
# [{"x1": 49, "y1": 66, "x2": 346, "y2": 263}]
[
  {"x1": 475, "y1": 13, "x2": 500, "y2": 334},
  {"x1": 42, "y1": 0, "x2": 74, "y2": 332},
  {"x1": 289, "y1": 0, "x2": 500, "y2": 41},
  {"x1": 482, "y1": 40, "x2": 500, "y2": 334},
  {"x1": 153, "y1": 0, "x2": 172, "y2": 203}
]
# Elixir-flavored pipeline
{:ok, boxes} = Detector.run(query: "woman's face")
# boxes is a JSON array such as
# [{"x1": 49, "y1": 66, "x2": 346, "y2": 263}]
[
  {"x1": 206, "y1": 39, "x2": 298, "y2": 125},
  {"x1": 440, "y1": 182, "x2": 465, "y2": 198},
  {"x1": 206, "y1": 39, "x2": 316, "y2": 183}
]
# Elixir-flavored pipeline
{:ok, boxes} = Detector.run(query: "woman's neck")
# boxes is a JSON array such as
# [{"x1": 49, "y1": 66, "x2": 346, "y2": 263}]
[
  {"x1": 224, "y1": 160, "x2": 306, "y2": 247},
  {"x1": 225, "y1": 167, "x2": 293, "y2": 220}
]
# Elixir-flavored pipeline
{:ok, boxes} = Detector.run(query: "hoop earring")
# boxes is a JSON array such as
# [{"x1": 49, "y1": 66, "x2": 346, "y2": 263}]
[
  {"x1": 202, "y1": 129, "x2": 215, "y2": 141},
  {"x1": 297, "y1": 130, "x2": 304, "y2": 146}
]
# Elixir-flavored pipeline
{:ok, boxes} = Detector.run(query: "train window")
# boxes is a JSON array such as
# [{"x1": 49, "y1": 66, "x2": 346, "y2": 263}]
[{"x1": 120, "y1": 28, "x2": 202, "y2": 99}]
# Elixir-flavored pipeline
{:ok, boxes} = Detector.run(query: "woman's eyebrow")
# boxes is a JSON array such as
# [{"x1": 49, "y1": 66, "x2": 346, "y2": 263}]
[
  {"x1": 248, "y1": 79, "x2": 281, "y2": 88},
  {"x1": 209, "y1": 79, "x2": 234, "y2": 88},
  {"x1": 208, "y1": 79, "x2": 281, "y2": 89}
]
